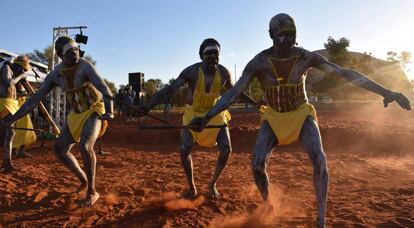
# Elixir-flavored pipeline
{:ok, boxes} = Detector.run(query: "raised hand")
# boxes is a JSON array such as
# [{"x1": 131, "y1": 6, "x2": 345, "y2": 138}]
[
  {"x1": 188, "y1": 117, "x2": 209, "y2": 132},
  {"x1": 383, "y1": 91, "x2": 411, "y2": 110},
  {"x1": 136, "y1": 105, "x2": 151, "y2": 118},
  {"x1": 99, "y1": 113, "x2": 114, "y2": 121}
]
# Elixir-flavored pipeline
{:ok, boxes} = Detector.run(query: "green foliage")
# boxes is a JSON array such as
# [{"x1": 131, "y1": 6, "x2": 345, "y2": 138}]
[
  {"x1": 167, "y1": 78, "x2": 189, "y2": 107},
  {"x1": 324, "y1": 36, "x2": 351, "y2": 66},
  {"x1": 104, "y1": 79, "x2": 117, "y2": 95},
  {"x1": 24, "y1": 45, "x2": 53, "y2": 70},
  {"x1": 144, "y1": 79, "x2": 165, "y2": 100},
  {"x1": 310, "y1": 37, "x2": 353, "y2": 98},
  {"x1": 310, "y1": 37, "x2": 413, "y2": 100}
]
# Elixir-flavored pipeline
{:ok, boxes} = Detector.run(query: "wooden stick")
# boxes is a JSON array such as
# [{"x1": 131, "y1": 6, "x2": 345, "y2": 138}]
[
  {"x1": 9, "y1": 126, "x2": 45, "y2": 132},
  {"x1": 104, "y1": 94, "x2": 170, "y2": 124},
  {"x1": 139, "y1": 124, "x2": 227, "y2": 130},
  {"x1": 20, "y1": 79, "x2": 61, "y2": 135}
]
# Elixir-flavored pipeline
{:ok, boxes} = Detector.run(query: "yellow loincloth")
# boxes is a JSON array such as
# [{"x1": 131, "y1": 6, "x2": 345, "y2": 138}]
[
  {"x1": 183, "y1": 105, "x2": 231, "y2": 148},
  {"x1": 0, "y1": 98, "x2": 19, "y2": 118},
  {"x1": 261, "y1": 102, "x2": 317, "y2": 145},
  {"x1": 12, "y1": 97, "x2": 37, "y2": 148},
  {"x1": 66, "y1": 102, "x2": 108, "y2": 142}
]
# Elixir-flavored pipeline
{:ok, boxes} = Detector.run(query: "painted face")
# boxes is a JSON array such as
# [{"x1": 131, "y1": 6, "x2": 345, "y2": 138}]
[
  {"x1": 61, "y1": 43, "x2": 80, "y2": 65},
  {"x1": 269, "y1": 13, "x2": 297, "y2": 52},
  {"x1": 274, "y1": 30, "x2": 296, "y2": 51},
  {"x1": 202, "y1": 45, "x2": 220, "y2": 67}
]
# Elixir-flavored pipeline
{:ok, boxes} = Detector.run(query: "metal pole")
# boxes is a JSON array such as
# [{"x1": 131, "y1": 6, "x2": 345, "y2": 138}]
[
  {"x1": 234, "y1": 64, "x2": 237, "y2": 83},
  {"x1": 53, "y1": 26, "x2": 87, "y2": 31},
  {"x1": 51, "y1": 30, "x2": 55, "y2": 69}
]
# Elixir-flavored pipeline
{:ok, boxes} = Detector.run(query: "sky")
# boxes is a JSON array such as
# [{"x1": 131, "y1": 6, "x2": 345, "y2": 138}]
[{"x1": 1, "y1": 0, "x2": 414, "y2": 86}]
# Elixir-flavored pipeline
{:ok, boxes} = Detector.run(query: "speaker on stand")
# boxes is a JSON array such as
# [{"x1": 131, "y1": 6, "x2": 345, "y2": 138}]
[{"x1": 128, "y1": 72, "x2": 145, "y2": 105}]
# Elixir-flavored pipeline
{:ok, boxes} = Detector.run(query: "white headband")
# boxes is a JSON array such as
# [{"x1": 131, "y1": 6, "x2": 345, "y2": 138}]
[
  {"x1": 203, "y1": 45, "x2": 220, "y2": 54},
  {"x1": 62, "y1": 42, "x2": 79, "y2": 55}
]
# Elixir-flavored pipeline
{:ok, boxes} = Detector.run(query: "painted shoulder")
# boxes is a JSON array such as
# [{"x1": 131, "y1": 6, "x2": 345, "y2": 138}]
[
  {"x1": 180, "y1": 63, "x2": 200, "y2": 79},
  {"x1": 255, "y1": 47, "x2": 273, "y2": 60},
  {"x1": 78, "y1": 58, "x2": 95, "y2": 70},
  {"x1": 243, "y1": 48, "x2": 273, "y2": 73},
  {"x1": 47, "y1": 63, "x2": 63, "y2": 77},
  {"x1": 297, "y1": 48, "x2": 327, "y2": 66}
]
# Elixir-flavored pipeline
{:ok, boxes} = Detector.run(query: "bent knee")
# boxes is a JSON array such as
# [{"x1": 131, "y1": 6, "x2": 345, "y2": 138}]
[
  {"x1": 218, "y1": 144, "x2": 232, "y2": 154},
  {"x1": 4, "y1": 129, "x2": 16, "y2": 139},
  {"x1": 311, "y1": 152, "x2": 327, "y2": 169},
  {"x1": 180, "y1": 145, "x2": 192, "y2": 156},
  {"x1": 53, "y1": 144, "x2": 67, "y2": 159},
  {"x1": 251, "y1": 161, "x2": 266, "y2": 174},
  {"x1": 54, "y1": 142, "x2": 64, "y2": 154},
  {"x1": 79, "y1": 143, "x2": 93, "y2": 154}
]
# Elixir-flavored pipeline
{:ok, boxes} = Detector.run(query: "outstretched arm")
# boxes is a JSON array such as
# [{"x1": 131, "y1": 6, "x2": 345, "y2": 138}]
[
  {"x1": 316, "y1": 56, "x2": 410, "y2": 110},
  {"x1": 145, "y1": 71, "x2": 188, "y2": 110},
  {"x1": 204, "y1": 59, "x2": 258, "y2": 121},
  {"x1": 222, "y1": 66, "x2": 258, "y2": 106},
  {"x1": 2, "y1": 65, "x2": 26, "y2": 85},
  {"x1": 239, "y1": 92, "x2": 259, "y2": 106},
  {"x1": 11, "y1": 74, "x2": 26, "y2": 85},
  {"x1": 85, "y1": 62, "x2": 114, "y2": 118}
]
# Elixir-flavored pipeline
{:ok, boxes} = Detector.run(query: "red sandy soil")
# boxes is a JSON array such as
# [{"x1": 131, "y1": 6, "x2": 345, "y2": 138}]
[{"x1": 1, "y1": 102, "x2": 413, "y2": 227}]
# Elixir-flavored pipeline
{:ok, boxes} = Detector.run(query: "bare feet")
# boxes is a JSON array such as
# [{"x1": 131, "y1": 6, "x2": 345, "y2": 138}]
[
  {"x1": 208, "y1": 185, "x2": 220, "y2": 199},
  {"x1": 96, "y1": 150, "x2": 110, "y2": 156},
  {"x1": 2, "y1": 161, "x2": 16, "y2": 172},
  {"x1": 317, "y1": 217, "x2": 326, "y2": 228},
  {"x1": 79, "y1": 192, "x2": 100, "y2": 207},
  {"x1": 182, "y1": 188, "x2": 197, "y2": 199}
]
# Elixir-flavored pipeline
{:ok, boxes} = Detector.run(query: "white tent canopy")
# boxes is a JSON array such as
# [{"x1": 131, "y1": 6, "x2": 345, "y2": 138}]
[{"x1": 0, "y1": 49, "x2": 48, "y2": 83}]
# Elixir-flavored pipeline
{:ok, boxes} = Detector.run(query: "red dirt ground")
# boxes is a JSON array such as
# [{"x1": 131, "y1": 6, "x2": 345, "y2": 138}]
[{"x1": 1, "y1": 102, "x2": 413, "y2": 227}]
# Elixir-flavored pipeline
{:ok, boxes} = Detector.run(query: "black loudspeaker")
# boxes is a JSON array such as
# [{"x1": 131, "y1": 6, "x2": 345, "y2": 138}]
[{"x1": 128, "y1": 72, "x2": 145, "y2": 93}]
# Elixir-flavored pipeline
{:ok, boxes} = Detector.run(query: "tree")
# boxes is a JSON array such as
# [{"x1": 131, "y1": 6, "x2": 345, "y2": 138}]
[
  {"x1": 324, "y1": 36, "x2": 351, "y2": 66},
  {"x1": 167, "y1": 78, "x2": 189, "y2": 107},
  {"x1": 387, "y1": 51, "x2": 398, "y2": 62},
  {"x1": 25, "y1": 45, "x2": 53, "y2": 70},
  {"x1": 313, "y1": 37, "x2": 354, "y2": 98},
  {"x1": 399, "y1": 51, "x2": 411, "y2": 68},
  {"x1": 104, "y1": 79, "x2": 117, "y2": 95},
  {"x1": 144, "y1": 78, "x2": 165, "y2": 101},
  {"x1": 387, "y1": 51, "x2": 411, "y2": 67}
]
